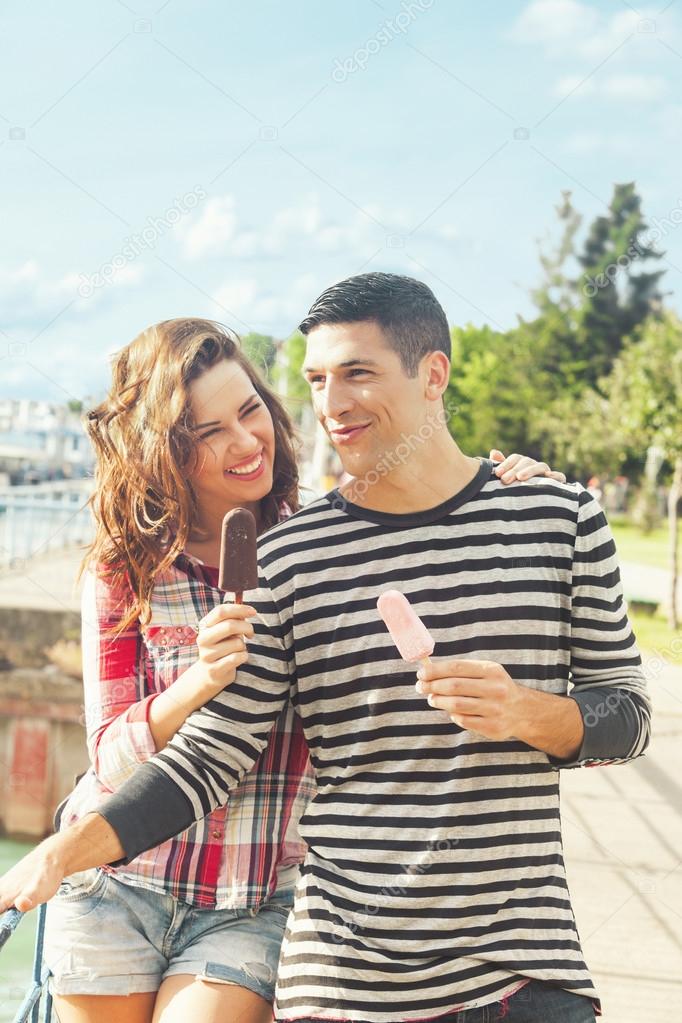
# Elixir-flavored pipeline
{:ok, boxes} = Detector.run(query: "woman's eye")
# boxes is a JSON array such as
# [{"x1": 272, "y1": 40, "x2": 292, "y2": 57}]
[
  {"x1": 241, "y1": 402, "x2": 262, "y2": 417},
  {"x1": 199, "y1": 429, "x2": 219, "y2": 440}
]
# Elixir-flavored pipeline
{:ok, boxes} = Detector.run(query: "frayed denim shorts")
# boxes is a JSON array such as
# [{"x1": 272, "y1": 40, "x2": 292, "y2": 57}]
[{"x1": 43, "y1": 867, "x2": 293, "y2": 1003}]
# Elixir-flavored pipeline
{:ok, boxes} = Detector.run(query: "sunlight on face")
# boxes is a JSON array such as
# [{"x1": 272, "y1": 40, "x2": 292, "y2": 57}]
[
  {"x1": 303, "y1": 321, "x2": 434, "y2": 479},
  {"x1": 186, "y1": 358, "x2": 275, "y2": 508}
]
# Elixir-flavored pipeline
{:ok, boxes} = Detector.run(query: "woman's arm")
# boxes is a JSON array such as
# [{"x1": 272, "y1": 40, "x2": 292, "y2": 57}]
[{"x1": 83, "y1": 567, "x2": 253, "y2": 788}]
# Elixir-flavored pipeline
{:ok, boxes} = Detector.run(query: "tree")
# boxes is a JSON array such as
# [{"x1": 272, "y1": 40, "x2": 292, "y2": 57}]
[
  {"x1": 543, "y1": 313, "x2": 682, "y2": 627},
  {"x1": 575, "y1": 182, "x2": 665, "y2": 387},
  {"x1": 241, "y1": 333, "x2": 276, "y2": 379},
  {"x1": 271, "y1": 332, "x2": 311, "y2": 424},
  {"x1": 602, "y1": 313, "x2": 682, "y2": 627}
]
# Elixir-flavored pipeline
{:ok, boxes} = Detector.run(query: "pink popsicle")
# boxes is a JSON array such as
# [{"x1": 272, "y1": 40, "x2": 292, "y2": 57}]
[{"x1": 377, "y1": 589, "x2": 435, "y2": 664}]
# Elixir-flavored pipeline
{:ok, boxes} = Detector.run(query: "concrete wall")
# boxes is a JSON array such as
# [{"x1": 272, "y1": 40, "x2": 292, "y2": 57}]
[{"x1": 0, "y1": 679, "x2": 89, "y2": 839}]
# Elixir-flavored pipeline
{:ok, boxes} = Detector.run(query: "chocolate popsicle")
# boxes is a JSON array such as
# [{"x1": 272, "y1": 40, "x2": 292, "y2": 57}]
[{"x1": 218, "y1": 507, "x2": 259, "y2": 603}]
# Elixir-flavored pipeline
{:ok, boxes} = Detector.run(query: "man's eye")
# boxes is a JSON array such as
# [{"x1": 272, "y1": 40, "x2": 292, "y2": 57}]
[
  {"x1": 308, "y1": 376, "x2": 324, "y2": 385},
  {"x1": 348, "y1": 369, "x2": 369, "y2": 377}
]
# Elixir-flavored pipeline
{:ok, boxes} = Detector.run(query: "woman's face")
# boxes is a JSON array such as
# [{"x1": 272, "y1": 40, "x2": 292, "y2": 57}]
[{"x1": 186, "y1": 358, "x2": 276, "y2": 516}]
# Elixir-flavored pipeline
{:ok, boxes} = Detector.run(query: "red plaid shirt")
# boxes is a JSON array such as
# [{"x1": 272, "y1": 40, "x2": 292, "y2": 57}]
[{"x1": 60, "y1": 524, "x2": 314, "y2": 909}]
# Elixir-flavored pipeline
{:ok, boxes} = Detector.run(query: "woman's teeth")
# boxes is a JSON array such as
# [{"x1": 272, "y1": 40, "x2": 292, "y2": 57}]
[{"x1": 226, "y1": 454, "x2": 263, "y2": 476}]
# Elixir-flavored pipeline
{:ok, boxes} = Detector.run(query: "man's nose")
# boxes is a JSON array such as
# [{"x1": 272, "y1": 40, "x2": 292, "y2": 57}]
[{"x1": 319, "y1": 378, "x2": 353, "y2": 420}]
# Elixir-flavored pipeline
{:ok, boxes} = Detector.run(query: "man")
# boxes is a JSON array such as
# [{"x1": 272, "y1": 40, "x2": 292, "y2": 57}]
[{"x1": 0, "y1": 273, "x2": 650, "y2": 1022}]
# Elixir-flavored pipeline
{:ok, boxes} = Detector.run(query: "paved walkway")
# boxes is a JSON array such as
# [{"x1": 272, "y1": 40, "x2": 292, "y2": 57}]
[
  {"x1": 561, "y1": 655, "x2": 682, "y2": 1021},
  {"x1": 0, "y1": 547, "x2": 84, "y2": 612}
]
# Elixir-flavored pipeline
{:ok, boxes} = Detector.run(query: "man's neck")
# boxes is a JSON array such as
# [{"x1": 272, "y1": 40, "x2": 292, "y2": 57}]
[{"x1": 339, "y1": 439, "x2": 483, "y2": 515}]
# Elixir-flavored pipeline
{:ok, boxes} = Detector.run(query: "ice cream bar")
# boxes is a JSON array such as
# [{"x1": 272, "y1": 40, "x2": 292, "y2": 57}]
[
  {"x1": 218, "y1": 508, "x2": 259, "y2": 601},
  {"x1": 377, "y1": 589, "x2": 435, "y2": 664}
]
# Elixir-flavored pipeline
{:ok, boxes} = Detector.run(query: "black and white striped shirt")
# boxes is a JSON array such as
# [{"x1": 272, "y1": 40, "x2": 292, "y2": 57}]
[{"x1": 102, "y1": 459, "x2": 651, "y2": 1021}]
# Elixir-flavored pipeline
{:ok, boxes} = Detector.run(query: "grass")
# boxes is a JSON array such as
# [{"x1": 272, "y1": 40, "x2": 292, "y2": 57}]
[
  {"x1": 629, "y1": 609, "x2": 682, "y2": 665},
  {"x1": 610, "y1": 516, "x2": 679, "y2": 571}
]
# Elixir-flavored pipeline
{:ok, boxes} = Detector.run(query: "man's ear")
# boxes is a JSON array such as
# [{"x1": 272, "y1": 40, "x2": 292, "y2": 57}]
[{"x1": 423, "y1": 351, "x2": 450, "y2": 399}]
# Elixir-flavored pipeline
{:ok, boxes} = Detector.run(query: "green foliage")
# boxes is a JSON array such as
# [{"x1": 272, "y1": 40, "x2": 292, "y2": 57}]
[
  {"x1": 241, "y1": 332, "x2": 276, "y2": 378},
  {"x1": 271, "y1": 331, "x2": 311, "y2": 423},
  {"x1": 456, "y1": 181, "x2": 670, "y2": 475},
  {"x1": 575, "y1": 182, "x2": 665, "y2": 388}
]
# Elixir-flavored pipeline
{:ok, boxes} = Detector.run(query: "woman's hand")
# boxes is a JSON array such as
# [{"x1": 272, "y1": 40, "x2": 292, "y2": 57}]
[
  {"x1": 148, "y1": 602, "x2": 258, "y2": 748},
  {"x1": 489, "y1": 449, "x2": 566, "y2": 485},
  {"x1": 195, "y1": 602, "x2": 257, "y2": 695}
]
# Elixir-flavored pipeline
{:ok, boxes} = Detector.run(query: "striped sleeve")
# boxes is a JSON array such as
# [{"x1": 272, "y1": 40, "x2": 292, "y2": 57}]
[
  {"x1": 97, "y1": 578, "x2": 294, "y2": 863},
  {"x1": 82, "y1": 567, "x2": 159, "y2": 789},
  {"x1": 552, "y1": 486, "x2": 651, "y2": 769}
]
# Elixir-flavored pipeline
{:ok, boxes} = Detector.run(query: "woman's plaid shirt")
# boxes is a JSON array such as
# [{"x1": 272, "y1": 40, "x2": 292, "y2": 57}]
[{"x1": 60, "y1": 532, "x2": 314, "y2": 909}]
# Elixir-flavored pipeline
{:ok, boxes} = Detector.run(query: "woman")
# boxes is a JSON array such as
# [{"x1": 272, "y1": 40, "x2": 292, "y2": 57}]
[{"x1": 43, "y1": 317, "x2": 565, "y2": 1023}]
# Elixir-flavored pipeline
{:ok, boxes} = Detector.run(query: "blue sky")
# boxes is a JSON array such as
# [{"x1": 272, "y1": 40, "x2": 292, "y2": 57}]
[{"x1": 2, "y1": 0, "x2": 681, "y2": 403}]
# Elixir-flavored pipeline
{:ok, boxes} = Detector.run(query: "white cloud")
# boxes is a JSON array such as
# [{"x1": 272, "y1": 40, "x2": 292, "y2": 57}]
[
  {"x1": 511, "y1": 0, "x2": 598, "y2": 48},
  {"x1": 553, "y1": 74, "x2": 595, "y2": 98},
  {"x1": 553, "y1": 70, "x2": 665, "y2": 102},
  {"x1": 181, "y1": 196, "x2": 238, "y2": 259},
  {"x1": 214, "y1": 273, "x2": 320, "y2": 331},
  {"x1": 560, "y1": 130, "x2": 633, "y2": 156},
  {"x1": 602, "y1": 73, "x2": 666, "y2": 101},
  {"x1": 179, "y1": 193, "x2": 462, "y2": 266},
  {"x1": 512, "y1": 0, "x2": 664, "y2": 61}
]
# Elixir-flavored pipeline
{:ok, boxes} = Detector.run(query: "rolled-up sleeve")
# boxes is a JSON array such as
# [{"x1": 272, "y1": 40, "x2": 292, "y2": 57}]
[
  {"x1": 82, "y1": 567, "x2": 159, "y2": 789},
  {"x1": 550, "y1": 486, "x2": 652, "y2": 769}
]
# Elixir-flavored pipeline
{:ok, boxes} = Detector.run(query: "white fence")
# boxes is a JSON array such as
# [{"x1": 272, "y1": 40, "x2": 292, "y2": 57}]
[{"x1": 0, "y1": 480, "x2": 94, "y2": 567}]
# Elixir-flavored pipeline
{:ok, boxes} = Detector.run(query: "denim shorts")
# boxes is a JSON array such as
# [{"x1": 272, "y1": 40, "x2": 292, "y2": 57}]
[{"x1": 43, "y1": 867, "x2": 293, "y2": 1003}]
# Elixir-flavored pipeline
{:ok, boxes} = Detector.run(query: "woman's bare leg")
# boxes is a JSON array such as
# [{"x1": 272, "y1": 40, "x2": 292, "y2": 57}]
[
  {"x1": 52, "y1": 992, "x2": 157, "y2": 1023},
  {"x1": 151, "y1": 974, "x2": 274, "y2": 1023}
]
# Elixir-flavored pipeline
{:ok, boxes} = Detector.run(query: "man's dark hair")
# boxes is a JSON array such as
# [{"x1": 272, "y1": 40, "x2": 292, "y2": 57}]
[{"x1": 298, "y1": 272, "x2": 451, "y2": 377}]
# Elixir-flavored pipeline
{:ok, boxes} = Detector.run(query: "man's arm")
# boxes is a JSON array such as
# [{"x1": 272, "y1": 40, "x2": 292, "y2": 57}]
[
  {"x1": 0, "y1": 812, "x2": 124, "y2": 913},
  {"x1": 416, "y1": 485, "x2": 651, "y2": 765},
  {"x1": 547, "y1": 485, "x2": 651, "y2": 767}
]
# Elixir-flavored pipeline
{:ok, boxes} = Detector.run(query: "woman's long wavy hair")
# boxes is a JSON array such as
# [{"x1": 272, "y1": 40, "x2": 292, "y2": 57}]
[{"x1": 77, "y1": 318, "x2": 300, "y2": 637}]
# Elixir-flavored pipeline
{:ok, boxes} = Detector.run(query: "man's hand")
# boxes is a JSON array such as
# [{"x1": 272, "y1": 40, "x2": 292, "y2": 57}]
[
  {"x1": 0, "y1": 834, "x2": 68, "y2": 913},
  {"x1": 416, "y1": 658, "x2": 585, "y2": 760},
  {"x1": 416, "y1": 658, "x2": 525, "y2": 739},
  {"x1": 0, "y1": 812, "x2": 124, "y2": 914}
]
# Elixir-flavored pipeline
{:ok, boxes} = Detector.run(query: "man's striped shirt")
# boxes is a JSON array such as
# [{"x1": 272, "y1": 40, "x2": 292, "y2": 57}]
[{"x1": 101, "y1": 459, "x2": 651, "y2": 1021}]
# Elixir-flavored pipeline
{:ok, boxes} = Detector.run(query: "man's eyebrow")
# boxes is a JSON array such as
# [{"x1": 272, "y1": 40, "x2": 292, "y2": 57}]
[
  {"x1": 302, "y1": 359, "x2": 380, "y2": 374},
  {"x1": 194, "y1": 395, "x2": 258, "y2": 429}
]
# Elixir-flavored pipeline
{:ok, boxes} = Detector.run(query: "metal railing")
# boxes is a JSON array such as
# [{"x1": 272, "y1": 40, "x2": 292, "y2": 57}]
[
  {"x1": 0, "y1": 905, "x2": 53, "y2": 1023},
  {"x1": 0, "y1": 480, "x2": 93, "y2": 568}
]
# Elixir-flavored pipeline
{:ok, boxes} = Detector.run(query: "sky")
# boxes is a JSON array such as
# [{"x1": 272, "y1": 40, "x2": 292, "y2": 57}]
[{"x1": 1, "y1": 0, "x2": 681, "y2": 404}]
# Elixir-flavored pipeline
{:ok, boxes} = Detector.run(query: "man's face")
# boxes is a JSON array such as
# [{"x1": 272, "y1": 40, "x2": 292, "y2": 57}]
[{"x1": 303, "y1": 320, "x2": 433, "y2": 479}]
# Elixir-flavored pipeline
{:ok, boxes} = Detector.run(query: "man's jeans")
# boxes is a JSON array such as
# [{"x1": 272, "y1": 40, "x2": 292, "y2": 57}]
[{"x1": 287, "y1": 979, "x2": 598, "y2": 1023}]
